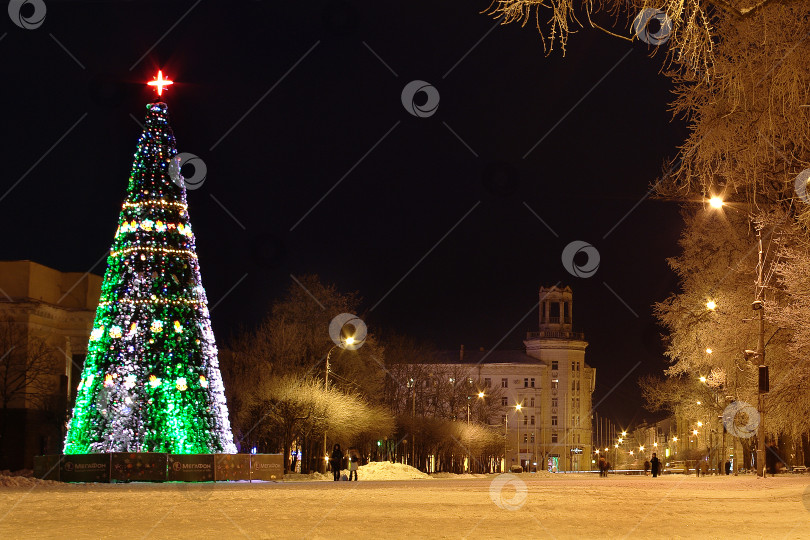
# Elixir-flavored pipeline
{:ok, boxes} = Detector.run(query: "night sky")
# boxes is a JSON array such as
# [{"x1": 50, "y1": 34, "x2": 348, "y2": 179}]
[{"x1": 0, "y1": 1, "x2": 688, "y2": 426}]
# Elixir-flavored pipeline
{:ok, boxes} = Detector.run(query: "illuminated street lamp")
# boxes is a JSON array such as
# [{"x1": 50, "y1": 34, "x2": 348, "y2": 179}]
[
  {"x1": 697, "y1": 421, "x2": 703, "y2": 427},
  {"x1": 324, "y1": 333, "x2": 356, "y2": 471},
  {"x1": 699, "y1": 376, "x2": 707, "y2": 383},
  {"x1": 709, "y1": 196, "x2": 724, "y2": 209},
  {"x1": 515, "y1": 403, "x2": 523, "y2": 470},
  {"x1": 706, "y1": 300, "x2": 717, "y2": 310}
]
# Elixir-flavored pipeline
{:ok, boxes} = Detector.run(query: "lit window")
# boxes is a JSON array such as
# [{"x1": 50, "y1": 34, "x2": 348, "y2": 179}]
[
  {"x1": 524, "y1": 434, "x2": 528, "y2": 443},
  {"x1": 552, "y1": 380, "x2": 558, "y2": 389}
]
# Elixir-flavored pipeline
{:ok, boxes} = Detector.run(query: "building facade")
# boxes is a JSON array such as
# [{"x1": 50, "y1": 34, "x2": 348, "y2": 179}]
[
  {"x1": 0, "y1": 260, "x2": 100, "y2": 469},
  {"x1": 429, "y1": 286, "x2": 596, "y2": 472}
]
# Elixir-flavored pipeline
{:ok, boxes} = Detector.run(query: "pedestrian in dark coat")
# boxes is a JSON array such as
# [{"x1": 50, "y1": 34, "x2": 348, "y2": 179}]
[
  {"x1": 330, "y1": 443, "x2": 343, "y2": 481},
  {"x1": 644, "y1": 460, "x2": 651, "y2": 476},
  {"x1": 724, "y1": 460, "x2": 731, "y2": 475},
  {"x1": 650, "y1": 453, "x2": 661, "y2": 478}
]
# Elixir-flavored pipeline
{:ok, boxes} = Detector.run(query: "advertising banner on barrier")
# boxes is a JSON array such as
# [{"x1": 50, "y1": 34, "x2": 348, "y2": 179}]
[
  {"x1": 168, "y1": 454, "x2": 215, "y2": 482},
  {"x1": 61, "y1": 454, "x2": 111, "y2": 483},
  {"x1": 33, "y1": 455, "x2": 61, "y2": 481},
  {"x1": 215, "y1": 453, "x2": 250, "y2": 481},
  {"x1": 111, "y1": 453, "x2": 168, "y2": 482},
  {"x1": 250, "y1": 454, "x2": 284, "y2": 481}
]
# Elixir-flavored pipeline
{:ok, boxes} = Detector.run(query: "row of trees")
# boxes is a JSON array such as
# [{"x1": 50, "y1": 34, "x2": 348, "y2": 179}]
[
  {"x1": 639, "y1": 1, "x2": 810, "y2": 468},
  {"x1": 221, "y1": 275, "x2": 509, "y2": 474},
  {"x1": 490, "y1": 0, "x2": 810, "y2": 467}
]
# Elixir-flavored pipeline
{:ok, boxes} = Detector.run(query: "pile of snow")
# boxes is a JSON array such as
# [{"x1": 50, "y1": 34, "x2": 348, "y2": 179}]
[
  {"x1": 283, "y1": 471, "x2": 330, "y2": 482},
  {"x1": 351, "y1": 461, "x2": 431, "y2": 480},
  {"x1": 0, "y1": 474, "x2": 59, "y2": 488},
  {"x1": 430, "y1": 472, "x2": 489, "y2": 479}
]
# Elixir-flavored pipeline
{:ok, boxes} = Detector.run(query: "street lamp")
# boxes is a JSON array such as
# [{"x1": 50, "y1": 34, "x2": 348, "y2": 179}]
[
  {"x1": 708, "y1": 196, "x2": 724, "y2": 209},
  {"x1": 709, "y1": 197, "x2": 768, "y2": 477},
  {"x1": 323, "y1": 334, "x2": 356, "y2": 472},
  {"x1": 515, "y1": 403, "x2": 523, "y2": 470},
  {"x1": 706, "y1": 300, "x2": 717, "y2": 310}
]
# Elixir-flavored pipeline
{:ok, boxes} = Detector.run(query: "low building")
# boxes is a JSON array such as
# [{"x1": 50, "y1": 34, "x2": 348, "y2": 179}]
[
  {"x1": 0, "y1": 260, "x2": 100, "y2": 469},
  {"x1": 423, "y1": 286, "x2": 596, "y2": 472}
]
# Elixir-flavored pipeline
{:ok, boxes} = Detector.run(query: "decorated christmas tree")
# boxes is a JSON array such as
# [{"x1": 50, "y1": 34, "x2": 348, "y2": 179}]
[{"x1": 64, "y1": 72, "x2": 237, "y2": 454}]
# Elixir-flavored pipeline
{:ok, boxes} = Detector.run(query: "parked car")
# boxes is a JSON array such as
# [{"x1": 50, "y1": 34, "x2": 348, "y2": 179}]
[{"x1": 664, "y1": 460, "x2": 687, "y2": 474}]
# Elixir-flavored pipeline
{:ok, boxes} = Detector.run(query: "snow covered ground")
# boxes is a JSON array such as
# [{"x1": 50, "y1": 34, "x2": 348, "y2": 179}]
[{"x1": 1, "y1": 469, "x2": 809, "y2": 538}]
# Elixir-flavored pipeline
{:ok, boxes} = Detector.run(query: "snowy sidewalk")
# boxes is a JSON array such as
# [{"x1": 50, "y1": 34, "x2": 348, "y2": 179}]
[{"x1": 1, "y1": 472, "x2": 808, "y2": 538}]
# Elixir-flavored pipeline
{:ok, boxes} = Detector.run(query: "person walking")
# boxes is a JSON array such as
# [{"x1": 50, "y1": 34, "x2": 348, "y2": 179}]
[
  {"x1": 650, "y1": 453, "x2": 660, "y2": 478},
  {"x1": 348, "y1": 447, "x2": 360, "y2": 481},
  {"x1": 598, "y1": 457, "x2": 607, "y2": 477},
  {"x1": 644, "y1": 460, "x2": 651, "y2": 476},
  {"x1": 724, "y1": 460, "x2": 731, "y2": 475},
  {"x1": 330, "y1": 443, "x2": 344, "y2": 482}
]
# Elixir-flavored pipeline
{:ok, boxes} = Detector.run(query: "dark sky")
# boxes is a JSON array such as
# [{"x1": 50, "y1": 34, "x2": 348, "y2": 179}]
[{"x1": 0, "y1": 1, "x2": 688, "y2": 427}]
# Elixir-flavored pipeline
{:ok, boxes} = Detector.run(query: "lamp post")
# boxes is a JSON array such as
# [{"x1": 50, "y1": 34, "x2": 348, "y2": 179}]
[
  {"x1": 709, "y1": 197, "x2": 768, "y2": 477},
  {"x1": 323, "y1": 336, "x2": 355, "y2": 473},
  {"x1": 504, "y1": 414, "x2": 508, "y2": 471},
  {"x1": 515, "y1": 403, "x2": 523, "y2": 470}
]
